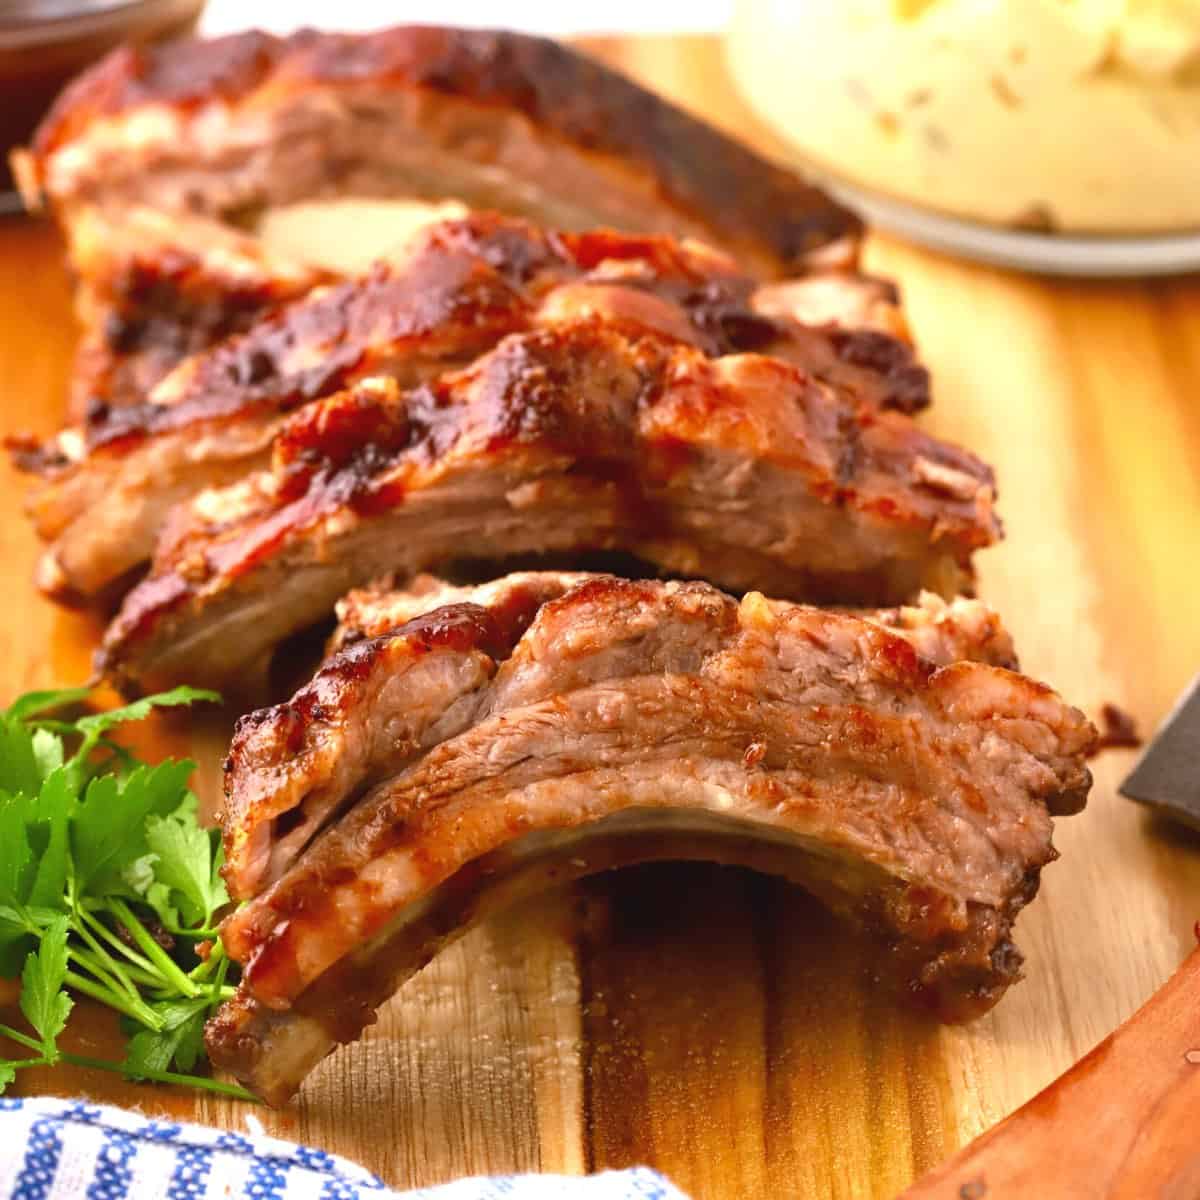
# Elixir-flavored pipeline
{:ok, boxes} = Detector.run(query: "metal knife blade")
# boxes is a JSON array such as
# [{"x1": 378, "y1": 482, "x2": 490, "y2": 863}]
[{"x1": 1120, "y1": 674, "x2": 1200, "y2": 831}]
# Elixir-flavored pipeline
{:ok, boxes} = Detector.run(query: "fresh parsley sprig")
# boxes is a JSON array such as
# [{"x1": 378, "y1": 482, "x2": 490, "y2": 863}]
[{"x1": 0, "y1": 685, "x2": 254, "y2": 1101}]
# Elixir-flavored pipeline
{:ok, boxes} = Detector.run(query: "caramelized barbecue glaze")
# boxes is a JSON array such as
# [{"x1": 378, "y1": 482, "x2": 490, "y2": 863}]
[
  {"x1": 17, "y1": 214, "x2": 928, "y2": 607},
  {"x1": 97, "y1": 320, "x2": 996, "y2": 693},
  {"x1": 22, "y1": 26, "x2": 861, "y2": 277},
  {"x1": 208, "y1": 572, "x2": 1094, "y2": 1103}
]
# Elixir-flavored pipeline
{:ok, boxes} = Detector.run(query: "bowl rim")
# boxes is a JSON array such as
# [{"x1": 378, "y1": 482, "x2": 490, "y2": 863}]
[{"x1": 827, "y1": 176, "x2": 1200, "y2": 279}]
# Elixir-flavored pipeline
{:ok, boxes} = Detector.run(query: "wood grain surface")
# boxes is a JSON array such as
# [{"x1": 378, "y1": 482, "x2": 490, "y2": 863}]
[
  {"x1": 899, "y1": 947, "x2": 1200, "y2": 1199},
  {"x1": 1, "y1": 32, "x2": 1199, "y2": 1200}
]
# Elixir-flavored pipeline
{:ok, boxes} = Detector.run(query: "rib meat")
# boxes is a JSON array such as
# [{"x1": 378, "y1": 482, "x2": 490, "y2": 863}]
[
  {"x1": 223, "y1": 572, "x2": 1018, "y2": 901},
  {"x1": 61, "y1": 206, "x2": 333, "y2": 421},
  {"x1": 17, "y1": 26, "x2": 860, "y2": 279},
  {"x1": 14, "y1": 213, "x2": 928, "y2": 605},
  {"x1": 206, "y1": 573, "x2": 1094, "y2": 1104},
  {"x1": 98, "y1": 320, "x2": 998, "y2": 693},
  {"x1": 62, "y1": 199, "x2": 473, "y2": 421}
]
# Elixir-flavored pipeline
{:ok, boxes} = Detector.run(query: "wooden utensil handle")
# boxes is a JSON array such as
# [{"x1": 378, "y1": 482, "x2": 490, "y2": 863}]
[{"x1": 901, "y1": 943, "x2": 1200, "y2": 1199}]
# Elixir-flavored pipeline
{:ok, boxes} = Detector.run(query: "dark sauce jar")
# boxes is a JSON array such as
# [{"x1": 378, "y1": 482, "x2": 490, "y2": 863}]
[{"x1": 1, "y1": 0, "x2": 206, "y2": 207}]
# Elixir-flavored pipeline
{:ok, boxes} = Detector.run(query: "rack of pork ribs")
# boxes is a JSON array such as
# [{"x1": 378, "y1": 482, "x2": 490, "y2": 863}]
[{"x1": 11, "y1": 24, "x2": 1096, "y2": 1103}]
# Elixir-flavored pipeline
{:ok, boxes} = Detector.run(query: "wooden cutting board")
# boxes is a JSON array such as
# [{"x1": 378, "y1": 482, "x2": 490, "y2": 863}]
[{"x1": 1, "y1": 32, "x2": 1199, "y2": 1200}]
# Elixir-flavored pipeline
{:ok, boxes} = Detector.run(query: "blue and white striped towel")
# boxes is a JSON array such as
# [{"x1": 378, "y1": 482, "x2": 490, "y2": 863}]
[{"x1": 0, "y1": 1098, "x2": 689, "y2": 1200}]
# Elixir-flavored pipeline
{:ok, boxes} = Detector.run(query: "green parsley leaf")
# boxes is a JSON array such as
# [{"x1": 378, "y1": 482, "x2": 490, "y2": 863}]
[
  {"x1": 144, "y1": 882, "x2": 182, "y2": 932},
  {"x1": 0, "y1": 682, "x2": 250, "y2": 1102},
  {"x1": 157, "y1": 997, "x2": 212, "y2": 1031},
  {"x1": 72, "y1": 761, "x2": 195, "y2": 893},
  {"x1": 0, "y1": 790, "x2": 35, "y2": 909},
  {"x1": 30, "y1": 729, "x2": 64, "y2": 779},
  {"x1": 120, "y1": 853, "x2": 157, "y2": 897},
  {"x1": 20, "y1": 915, "x2": 73, "y2": 1059},
  {"x1": 5, "y1": 687, "x2": 91, "y2": 723},
  {"x1": 0, "y1": 929, "x2": 30, "y2": 980},
  {"x1": 146, "y1": 798, "x2": 228, "y2": 927},
  {"x1": 0, "y1": 719, "x2": 42, "y2": 797},
  {"x1": 74, "y1": 687, "x2": 220, "y2": 738},
  {"x1": 169, "y1": 1009, "x2": 207, "y2": 1074},
  {"x1": 26, "y1": 769, "x2": 74, "y2": 910},
  {"x1": 119, "y1": 861, "x2": 182, "y2": 942},
  {"x1": 0, "y1": 906, "x2": 26, "y2": 934},
  {"x1": 124, "y1": 998, "x2": 209, "y2": 1077},
  {"x1": 123, "y1": 1028, "x2": 175, "y2": 1078}
]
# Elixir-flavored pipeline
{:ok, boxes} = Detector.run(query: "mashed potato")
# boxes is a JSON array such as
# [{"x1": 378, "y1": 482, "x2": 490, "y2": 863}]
[{"x1": 728, "y1": 0, "x2": 1200, "y2": 232}]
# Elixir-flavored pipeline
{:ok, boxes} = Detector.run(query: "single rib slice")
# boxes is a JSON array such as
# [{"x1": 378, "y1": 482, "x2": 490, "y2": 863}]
[
  {"x1": 14, "y1": 213, "x2": 928, "y2": 605},
  {"x1": 18, "y1": 26, "x2": 860, "y2": 278},
  {"x1": 207, "y1": 574, "x2": 1094, "y2": 1104},
  {"x1": 222, "y1": 572, "x2": 1018, "y2": 901},
  {"x1": 98, "y1": 319, "x2": 998, "y2": 693}
]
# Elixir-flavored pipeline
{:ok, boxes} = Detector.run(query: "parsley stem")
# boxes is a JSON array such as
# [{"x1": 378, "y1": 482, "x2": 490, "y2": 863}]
[
  {"x1": 64, "y1": 969, "x2": 161, "y2": 1030},
  {"x1": 76, "y1": 945, "x2": 163, "y2": 993},
  {"x1": 2, "y1": 1056, "x2": 51, "y2": 1071},
  {"x1": 59, "y1": 1052, "x2": 259, "y2": 1102},
  {"x1": 188, "y1": 939, "x2": 226, "y2": 981},
  {"x1": 76, "y1": 906, "x2": 160, "y2": 981},
  {"x1": 168, "y1": 926, "x2": 222, "y2": 940},
  {"x1": 67, "y1": 939, "x2": 154, "y2": 1003},
  {"x1": 67, "y1": 942, "x2": 139, "y2": 1002},
  {"x1": 64, "y1": 732, "x2": 101, "y2": 791},
  {"x1": 0, "y1": 1024, "x2": 42, "y2": 1054},
  {"x1": 68, "y1": 900, "x2": 147, "y2": 1003},
  {"x1": 107, "y1": 899, "x2": 200, "y2": 1000},
  {"x1": 25, "y1": 718, "x2": 78, "y2": 734},
  {"x1": 209, "y1": 954, "x2": 231, "y2": 1016}
]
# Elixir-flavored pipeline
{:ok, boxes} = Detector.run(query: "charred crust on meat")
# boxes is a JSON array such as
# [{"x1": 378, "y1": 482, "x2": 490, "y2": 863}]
[
  {"x1": 92, "y1": 314, "x2": 1005, "y2": 691},
  {"x1": 15, "y1": 214, "x2": 934, "y2": 620},
  {"x1": 830, "y1": 328, "x2": 932, "y2": 415},
  {"x1": 29, "y1": 27, "x2": 861, "y2": 274},
  {"x1": 205, "y1": 573, "x2": 1096, "y2": 1100},
  {"x1": 69, "y1": 228, "x2": 333, "y2": 416},
  {"x1": 63, "y1": 215, "x2": 804, "y2": 457}
]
